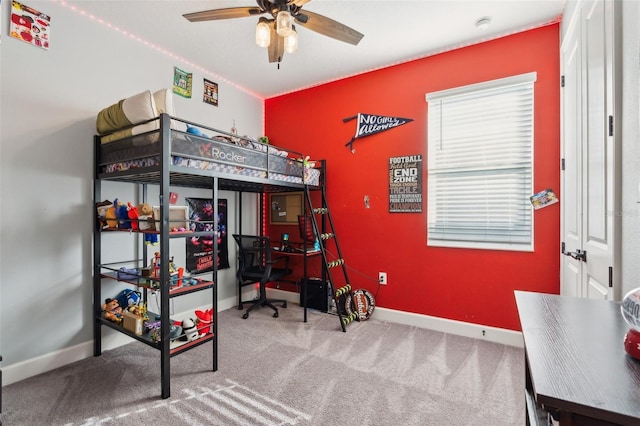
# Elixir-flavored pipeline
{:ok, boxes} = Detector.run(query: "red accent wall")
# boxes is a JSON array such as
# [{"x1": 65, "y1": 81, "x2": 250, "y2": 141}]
[{"x1": 265, "y1": 25, "x2": 560, "y2": 331}]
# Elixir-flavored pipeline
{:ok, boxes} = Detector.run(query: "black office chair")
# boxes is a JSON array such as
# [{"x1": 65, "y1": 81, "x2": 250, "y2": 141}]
[{"x1": 233, "y1": 234, "x2": 291, "y2": 319}]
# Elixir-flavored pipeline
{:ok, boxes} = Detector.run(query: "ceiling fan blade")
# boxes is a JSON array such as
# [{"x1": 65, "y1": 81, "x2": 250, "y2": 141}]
[
  {"x1": 268, "y1": 23, "x2": 285, "y2": 63},
  {"x1": 183, "y1": 7, "x2": 264, "y2": 22},
  {"x1": 295, "y1": 10, "x2": 363, "y2": 45}
]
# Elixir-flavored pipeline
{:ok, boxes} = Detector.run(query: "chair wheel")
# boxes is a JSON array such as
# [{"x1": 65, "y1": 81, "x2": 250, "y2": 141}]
[
  {"x1": 273, "y1": 312, "x2": 279, "y2": 318},
  {"x1": 242, "y1": 313, "x2": 249, "y2": 319},
  {"x1": 282, "y1": 301, "x2": 287, "y2": 308}
]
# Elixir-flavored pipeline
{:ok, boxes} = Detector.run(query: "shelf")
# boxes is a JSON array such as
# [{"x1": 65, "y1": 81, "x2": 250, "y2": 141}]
[
  {"x1": 99, "y1": 271, "x2": 214, "y2": 297},
  {"x1": 98, "y1": 228, "x2": 208, "y2": 238},
  {"x1": 170, "y1": 332, "x2": 214, "y2": 356},
  {"x1": 98, "y1": 311, "x2": 214, "y2": 355},
  {"x1": 98, "y1": 314, "x2": 159, "y2": 350}
]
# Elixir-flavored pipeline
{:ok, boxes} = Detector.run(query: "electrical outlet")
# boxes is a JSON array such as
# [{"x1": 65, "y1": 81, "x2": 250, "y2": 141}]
[{"x1": 379, "y1": 272, "x2": 387, "y2": 285}]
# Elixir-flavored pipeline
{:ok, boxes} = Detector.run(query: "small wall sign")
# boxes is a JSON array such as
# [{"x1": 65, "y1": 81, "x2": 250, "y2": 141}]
[
  {"x1": 389, "y1": 154, "x2": 422, "y2": 213},
  {"x1": 344, "y1": 113, "x2": 413, "y2": 152},
  {"x1": 10, "y1": 1, "x2": 50, "y2": 50}
]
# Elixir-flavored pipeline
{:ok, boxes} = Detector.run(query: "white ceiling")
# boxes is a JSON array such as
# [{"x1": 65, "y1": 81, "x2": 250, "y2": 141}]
[{"x1": 71, "y1": 0, "x2": 565, "y2": 98}]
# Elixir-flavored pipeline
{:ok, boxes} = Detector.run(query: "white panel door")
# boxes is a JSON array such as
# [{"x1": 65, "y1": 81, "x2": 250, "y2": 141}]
[
  {"x1": 582, "y1": 0, "x2": 617, "y2": 300},
  {"x1": 561, "y1": 0, "x2": 619, "y2": 300},
  {"x1": 560, "y1": 14, "x2": 582, "y2": 298}
]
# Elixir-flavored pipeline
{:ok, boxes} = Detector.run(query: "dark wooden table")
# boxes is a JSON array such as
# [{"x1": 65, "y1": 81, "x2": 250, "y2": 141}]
[{"x1": 515, "y1": 291, "x2": 640, "y2": 426}]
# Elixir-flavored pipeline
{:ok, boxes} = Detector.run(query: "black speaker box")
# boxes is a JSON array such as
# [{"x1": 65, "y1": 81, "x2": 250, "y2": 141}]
[{"x1": 299, "y1": 278, "x2": 328, "y2": 312}]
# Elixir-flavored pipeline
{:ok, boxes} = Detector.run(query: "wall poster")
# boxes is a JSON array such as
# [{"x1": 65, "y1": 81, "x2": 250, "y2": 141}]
[
  {"x1": 10, "y1": 1, "x2": 50, "y2": 50},
  {"x1": 389, "y1": 154, "x2": 422, "y2": 213},
  {"x1": 173, "y1": 66, "x2": 192, "y2": 98},
  {"x1": 203, "y1": 78, "x2": 218, "y2": 106},
  {"x1": 186, "y1": 198, "x2": 229, "y2": 274}
]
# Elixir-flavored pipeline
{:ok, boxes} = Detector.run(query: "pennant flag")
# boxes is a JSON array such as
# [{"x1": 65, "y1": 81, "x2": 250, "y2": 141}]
[{"x1": 344, "y1": 113, "x2": 413, "y2": 151}]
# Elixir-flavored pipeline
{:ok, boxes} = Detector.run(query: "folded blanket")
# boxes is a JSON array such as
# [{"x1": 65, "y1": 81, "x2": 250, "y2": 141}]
[{"x1": 96, "y1": 90, "x2": 164, "y2": 144}]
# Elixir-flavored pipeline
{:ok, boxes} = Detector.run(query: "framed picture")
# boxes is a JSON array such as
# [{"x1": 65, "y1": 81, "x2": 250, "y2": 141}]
[{"x1": 269, "y1": 192, "x2": 303, "y2": 224}]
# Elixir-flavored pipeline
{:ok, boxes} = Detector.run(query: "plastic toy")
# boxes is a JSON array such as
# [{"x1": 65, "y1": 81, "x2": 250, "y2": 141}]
[
  {"x1": 127, "y1": 302, "x2": 148, "y2": 320},
  {"x1": 152, "y1": 252, "x2": 161, "y2": 278},
  {"x1": 103, "y1": 298, "x2": 123, "y2": 323}
]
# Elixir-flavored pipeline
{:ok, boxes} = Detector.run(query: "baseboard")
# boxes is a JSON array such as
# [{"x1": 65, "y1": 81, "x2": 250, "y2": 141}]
[
  {"x1": 1, "y1": 289, "x2": 256, "y2": 387},
  {"x1": 268, "y1": 288, "x2": 524, "y2": 347},
  {"x1": 2, "y1": 288, "x2": 522, "y2": 386},
  {"x1": 371, "y1": 307, "x2": 524, "y2": 347}
]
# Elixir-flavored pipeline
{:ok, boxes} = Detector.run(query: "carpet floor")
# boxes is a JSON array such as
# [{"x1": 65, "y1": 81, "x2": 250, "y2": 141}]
[{"x1": 3, "y1": 304, "x2": 524, "y2": 425}]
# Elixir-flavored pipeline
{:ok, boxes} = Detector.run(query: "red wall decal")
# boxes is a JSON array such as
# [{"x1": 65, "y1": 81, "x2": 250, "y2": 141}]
[{"x1": 265, "y1": 25, "x2": 560, "y2": 331}]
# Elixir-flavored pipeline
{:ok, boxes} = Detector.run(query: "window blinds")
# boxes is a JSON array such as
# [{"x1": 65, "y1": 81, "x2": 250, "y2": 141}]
[{"x1": 426, "y1": 72, "x2": 536, "y2": 251}]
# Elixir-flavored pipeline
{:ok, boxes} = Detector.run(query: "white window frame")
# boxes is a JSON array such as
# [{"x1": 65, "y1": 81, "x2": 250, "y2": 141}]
[{"x1": 426, "y1": 72, "x2": 537, "y2": 252}]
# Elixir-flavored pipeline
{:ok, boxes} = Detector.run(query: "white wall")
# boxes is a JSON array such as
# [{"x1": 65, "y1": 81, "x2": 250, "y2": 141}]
[
  {"x1": 0, "y1": 1, "x2": 263, "y2": 383},
  {"x1": 620, "y1": 0, "x2": 640, "y2": 297}
]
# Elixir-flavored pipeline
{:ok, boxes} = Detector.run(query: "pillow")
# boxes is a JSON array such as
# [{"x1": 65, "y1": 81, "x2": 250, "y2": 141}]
[
  {"x1": 153, "y1": 89, "x2": 174, "y2": 116},
  {"x1": 153, "y1": 88, "x2": 186, "y2": 132},
  {"x1": 96, "y1": 90, "x2": 158, "y2": 144}
]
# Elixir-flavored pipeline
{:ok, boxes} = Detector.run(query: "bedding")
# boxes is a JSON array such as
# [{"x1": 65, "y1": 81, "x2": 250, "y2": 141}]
[
  {"x1": 96, "y1": 90, "x2": 158, "y2": 144},
  {"x1": 96, "y1": 89, "x2": 182, "y2": 144},
  {"x1": 97, "y1": 118, "x2": 321, "y2": 186}
]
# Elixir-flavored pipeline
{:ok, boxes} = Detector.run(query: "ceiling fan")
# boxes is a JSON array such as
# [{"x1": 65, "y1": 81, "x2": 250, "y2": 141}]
[{"x1": 183, "y1": 0, "x2": 364, "y2": 64}]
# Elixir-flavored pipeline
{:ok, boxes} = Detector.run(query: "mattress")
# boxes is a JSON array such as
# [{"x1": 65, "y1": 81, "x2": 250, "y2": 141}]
[{"x1": 97, "y1": 120, "x2": 321, "y2": 186}]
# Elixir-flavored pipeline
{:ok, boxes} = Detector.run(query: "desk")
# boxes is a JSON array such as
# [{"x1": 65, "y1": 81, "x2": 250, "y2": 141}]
[{"x1": 515, "y1": 291, "x2": 640, "y2": 426}]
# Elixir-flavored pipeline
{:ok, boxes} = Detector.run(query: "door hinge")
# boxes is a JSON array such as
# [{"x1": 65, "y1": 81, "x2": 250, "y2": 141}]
[
  {"x1": 561, "y1": 241, "x2": 565, "y2": 254},
  {"x1": 609, "y1": 115, "x2": 614, "y2": 136},
  {"x1": 561, "y1": 158, "x2": 565, "y2": 171},
  {"x1": 609, "y1": 266, "x2": 613, "y2": 288},
  {"x1": 561, "y1": 75, "x2": 565, "y2": 87}
]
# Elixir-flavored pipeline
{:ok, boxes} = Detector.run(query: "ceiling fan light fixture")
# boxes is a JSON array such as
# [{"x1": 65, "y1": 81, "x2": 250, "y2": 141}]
[
  {"x1": 284, "y1": 25, "x2": 298, "y2": 54},
  {"x1": 255, "y1": 17, "x2": 271, "y2": 47},
  {"x1": 276, "y1": 10, "x2": 294, "y2": 37}
]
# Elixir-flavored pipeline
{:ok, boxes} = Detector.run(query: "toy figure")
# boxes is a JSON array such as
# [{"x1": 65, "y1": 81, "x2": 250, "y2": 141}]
[
  {"x1": 138, "y1": 202, "x2": 158, "y2": 245},
  {"x1": 96, "y1": 199, "x2": 112, "y2": 229},
  {"x1": 103, "y1": 298, "x2": 123, "y2": 323},
  {"x1": 138, "y1": 203, "x2": 154, "y2": 230},
  {"x1": 127, "y1": 202, "x2": 139, "y2": 230},
  {"x1": 105, "y1": 201, "x2": 117, "y2": 229},
  {"x1": 127, "y1": 302, "x2": 148, "y2": 320},
  {"x1": 114, "y1": 198, "x2": 130, "y2": 229},
  {"x1": 115, "y1": 289, "x2": 141, "y2": 308},
  {"x1": 181, "y1": 318, "x2": 199, "y2": 341}
]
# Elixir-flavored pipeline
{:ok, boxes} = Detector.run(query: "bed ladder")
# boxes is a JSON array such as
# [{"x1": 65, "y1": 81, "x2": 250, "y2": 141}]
[{"x1": 303, "y1": 186, "x2": 357, "y2": 332}]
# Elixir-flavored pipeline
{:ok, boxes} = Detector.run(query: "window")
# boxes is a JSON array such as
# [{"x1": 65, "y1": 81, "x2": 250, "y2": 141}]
[{"x1": 426, "y1": 72, "x2": 536, "y2": 251}]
